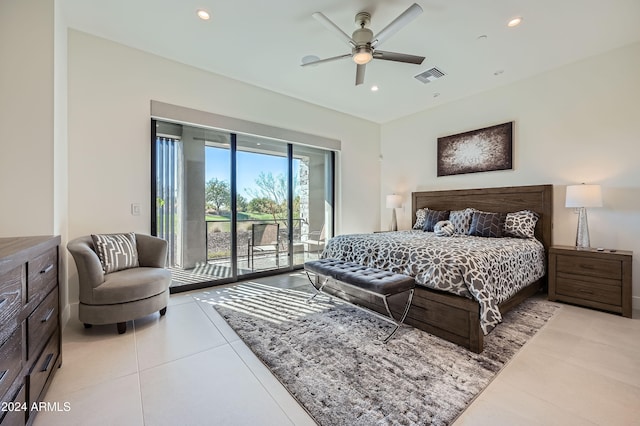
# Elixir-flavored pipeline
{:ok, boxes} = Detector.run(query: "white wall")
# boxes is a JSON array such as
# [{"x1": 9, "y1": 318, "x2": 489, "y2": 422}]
[
  {"x1": 67, "y1": 30, "x2": 380, "y2": 302},
  {"x1": 0, "y1": 0, "x2": 56, "y2": 236},
  {"x1": 381, "y1": 42, "x2": 640, "y2": 307}
]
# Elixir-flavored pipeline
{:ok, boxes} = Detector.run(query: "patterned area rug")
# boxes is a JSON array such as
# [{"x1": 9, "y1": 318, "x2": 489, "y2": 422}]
[{"x1": 213, "y1": 283, "x2": 559, "y2": 426}]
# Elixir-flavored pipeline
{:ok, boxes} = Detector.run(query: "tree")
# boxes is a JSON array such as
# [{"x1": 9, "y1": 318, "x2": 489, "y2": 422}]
[
  {"x1": 236, "y1": 194, "x2": 248, "y2": 212},
  {"x1": 205, "y1": 178, "x2": 230, "y2": 213},
  {"x1": 246, "y1": 171, "x2": 299, "y2": 223},
  {"x1": 247, "y1": 197, "x2": 276, "y2": 214}
]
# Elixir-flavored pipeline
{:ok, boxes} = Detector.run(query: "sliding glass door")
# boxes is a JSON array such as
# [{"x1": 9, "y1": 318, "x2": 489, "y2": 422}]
[
  {"x1": 152, "y1": 119, "x2": 334, "y2": 292},
  {"x1": 236, "y1": 136, "x2": 289, "y2": 273}
]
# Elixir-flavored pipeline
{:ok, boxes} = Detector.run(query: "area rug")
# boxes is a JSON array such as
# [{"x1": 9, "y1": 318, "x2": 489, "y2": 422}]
[{"x1": 213, "y1": 282, "x2": 559, "y2": 426}]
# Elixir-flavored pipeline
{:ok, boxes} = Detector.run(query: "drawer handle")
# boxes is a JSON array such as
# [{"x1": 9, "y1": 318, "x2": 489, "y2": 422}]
[
  {"x1": 578, "y1": 289, "x2": 594, "y2": 295},
  {"x1": 41, "y1": 308, "x2": 55, "y2": 323},
  {"x1": 41, "y1": 265, "x2": 54, "y2": 274},
  {"x1": 41, "y1": 353, "x2": 54, "y2": 372}
]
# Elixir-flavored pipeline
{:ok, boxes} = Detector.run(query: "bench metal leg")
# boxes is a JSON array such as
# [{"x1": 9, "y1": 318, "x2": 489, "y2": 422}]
[
  {"x1": 382, "y1": 288, "x2": 414, "y2": 343},
  {"x1": 304, "y1": 269, "x2": 414, "y2": 344},
  {"x1": 305, "y1": 271, "x2": 332, "y2": 303}
]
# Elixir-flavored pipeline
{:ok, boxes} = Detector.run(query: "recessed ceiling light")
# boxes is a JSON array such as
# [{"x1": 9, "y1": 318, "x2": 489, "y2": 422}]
[
  {"x1": 477, "y1": 35, "x2": 488, "y2": 41},
  {"x1": 433, "y1": 92, "x2": 440, "y2": 98},
  {"x1": 494, "y1": 70, "x2": 504, "y2": 76},
  {"x1": 507, "y1": 17, "x2": 523, "y2": 27},
  {"x1": 196, "y1": 9, "x2": 211, "y2": 20},
  {"x1": 371, "y1": 85, "x2": 379, "y2": 92}
]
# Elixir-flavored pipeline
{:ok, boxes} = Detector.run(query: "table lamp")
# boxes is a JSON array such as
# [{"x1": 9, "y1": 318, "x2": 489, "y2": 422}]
[
  {"x1": 565, "y1": 184, "x2": 602, "y2": 248},
  {"x1": 386, "y1": 194, "x2": 402, "y2": 231}
]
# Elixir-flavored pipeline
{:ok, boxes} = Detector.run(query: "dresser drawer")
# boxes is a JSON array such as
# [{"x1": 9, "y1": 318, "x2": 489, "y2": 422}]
[
  {"x1": 27, "y1": 247, "x2": 57, "y2": 306},
  {"x1": 27, "y1": 288, "x2": 58, "y2": 361},
  {"x1": 556, "y1": 276, "x2": 621, "y2": 306},
  {"x1": 556, "y1": 254, "x2": 621, "y2": 280},
  {"x1": 0, "y1": 329, "x2": 22, "y2": 404},
  {"x1": 28, "y1": 331, "x2": 59, "y2": 409},
  {"x1": 0, "y1": 385, "x2": 26, "y2": 426},
  {"x1": 0, "y1": 266, "x2": 22, "y2": 345}
]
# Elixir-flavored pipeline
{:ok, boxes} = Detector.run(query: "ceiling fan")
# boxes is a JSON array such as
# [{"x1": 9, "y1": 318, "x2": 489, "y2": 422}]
[{"x1": 302, "y1": 3, "x2": 425, "y2": 86}]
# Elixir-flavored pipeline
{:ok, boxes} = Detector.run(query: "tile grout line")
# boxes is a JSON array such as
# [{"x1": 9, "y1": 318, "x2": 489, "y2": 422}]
[
  {"x1": 132, "y1": 319, "x2": 147, "y2": 426},
  {"x1": 193, "y1": 288, "x2": 308, "y2": 425}
]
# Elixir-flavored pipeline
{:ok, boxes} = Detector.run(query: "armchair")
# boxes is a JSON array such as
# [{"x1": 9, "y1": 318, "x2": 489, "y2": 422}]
[{"x1": 67, "y1": 233, "x2": 171, "y2": 334}]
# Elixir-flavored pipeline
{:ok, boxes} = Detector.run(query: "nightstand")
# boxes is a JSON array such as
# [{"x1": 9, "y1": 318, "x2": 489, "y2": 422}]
[{"x1": 548, "y1": 245, "x2": 632, "y2": 317}]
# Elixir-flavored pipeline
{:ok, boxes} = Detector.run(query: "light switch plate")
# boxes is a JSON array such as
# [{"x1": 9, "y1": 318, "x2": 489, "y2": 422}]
[{"x1": 131, "y1": 203, "x2": 141, "y2": 216}]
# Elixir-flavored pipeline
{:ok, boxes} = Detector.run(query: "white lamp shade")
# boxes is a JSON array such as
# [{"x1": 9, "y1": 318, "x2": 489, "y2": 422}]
[
  {"x1": 386, "y1": 194, "x2": 402, "y2": 209},
  {"x1": 565, "y1": 184, "x2": 603, "y2": 208}
]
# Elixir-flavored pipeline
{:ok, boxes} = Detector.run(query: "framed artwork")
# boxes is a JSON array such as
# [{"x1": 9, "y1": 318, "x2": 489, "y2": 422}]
[{"x1": 437, "y1": 122, "x2": 513, "y2": 177}]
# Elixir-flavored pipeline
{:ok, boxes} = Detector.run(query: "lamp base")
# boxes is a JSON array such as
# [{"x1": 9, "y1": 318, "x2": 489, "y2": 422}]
[
  {"x1": 389, "y1": 209, "x2": 398, "y2": 232},
  {"x1": 575, "y1": 207, "x2": 591, "y2": 249}
]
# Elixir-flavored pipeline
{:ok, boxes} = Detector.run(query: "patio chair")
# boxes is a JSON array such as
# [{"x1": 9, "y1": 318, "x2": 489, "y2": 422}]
[
  {"x1": 248, "y1": 223, "x2": 280, "y2": 269},
  {"x1": 303, "y1": 224, "x2": 326, "y2": 256}
]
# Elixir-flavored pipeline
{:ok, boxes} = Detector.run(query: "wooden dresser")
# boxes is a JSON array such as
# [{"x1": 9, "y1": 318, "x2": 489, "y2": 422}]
[
  {"x1": 548, "y1": 245, "x2": 633, "y2": 317},
  {"x1": 0, "y1": 236, "x2": 61, "y2": 425}
]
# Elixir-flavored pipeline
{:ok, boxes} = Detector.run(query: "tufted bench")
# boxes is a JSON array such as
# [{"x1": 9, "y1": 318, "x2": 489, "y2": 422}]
[{"x1": 304, "y1": 258, "x2": 416, "y2": 343}]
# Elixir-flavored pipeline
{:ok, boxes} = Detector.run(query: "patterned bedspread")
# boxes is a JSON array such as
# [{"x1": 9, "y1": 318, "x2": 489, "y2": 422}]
[{"x1": 321, "y1": 230, "x2": 545, "y2": 334}]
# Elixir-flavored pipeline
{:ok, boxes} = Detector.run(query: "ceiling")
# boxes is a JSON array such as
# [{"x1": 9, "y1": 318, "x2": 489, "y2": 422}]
[{"x1": 61, "y1": 0, "x2": 640, "y2": 123}]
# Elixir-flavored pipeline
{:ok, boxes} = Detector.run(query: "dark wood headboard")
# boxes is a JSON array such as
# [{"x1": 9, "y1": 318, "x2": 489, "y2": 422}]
[{"x1": 412, "y1": 185, "x2": 553, "y2": 251}]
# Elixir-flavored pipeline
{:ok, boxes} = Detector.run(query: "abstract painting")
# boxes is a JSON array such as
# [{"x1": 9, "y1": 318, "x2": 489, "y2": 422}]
[{"x1": 437, "y1": 122, "x2": 513, "y2": 176}]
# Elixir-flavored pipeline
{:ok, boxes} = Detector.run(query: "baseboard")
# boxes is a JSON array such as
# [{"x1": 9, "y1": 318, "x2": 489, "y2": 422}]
[
  {"x1": 61, "y1": 302, "x2": 74, "y2": 330},
  {"x1": 633, "y1": 296, "x2": 640, "y2": 311}
]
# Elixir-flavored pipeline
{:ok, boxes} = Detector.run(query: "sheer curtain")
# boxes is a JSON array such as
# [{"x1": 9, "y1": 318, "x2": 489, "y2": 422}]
[{"x1": 156, "y1": 137, "x2": 182, "y2": 267}]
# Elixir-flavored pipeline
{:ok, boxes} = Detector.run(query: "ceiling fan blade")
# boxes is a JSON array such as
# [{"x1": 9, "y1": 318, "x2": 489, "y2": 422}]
[
  {"x1": 371, "y1": 3, "x2": 423, "y2": 48},
  {"x1": 355, "y1": 64, "x2": 366, "y2": 86},
  {"x1": 373, "y1": 50, "x2": 425, "y2": 65},
  {"x1": 301, "y1": 53, "x2": 351, "y2": 67},
  {"x1": 312, "y1": 12, "x2": 356, "y2": 48}
]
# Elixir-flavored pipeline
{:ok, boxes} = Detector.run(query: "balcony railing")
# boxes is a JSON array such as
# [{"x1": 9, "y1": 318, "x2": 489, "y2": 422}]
[{"x1": 205, "y1": 218, "x2": 305, "y2": 262}]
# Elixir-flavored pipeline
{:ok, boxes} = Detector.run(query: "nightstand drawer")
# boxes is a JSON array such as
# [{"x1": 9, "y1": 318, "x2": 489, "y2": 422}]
[
  {"x1": 556, "y1": 276, "x2": 621, "y2": 306},
  {"x1": 556, "y1": 254, "x2": 621, "y2": 280}
]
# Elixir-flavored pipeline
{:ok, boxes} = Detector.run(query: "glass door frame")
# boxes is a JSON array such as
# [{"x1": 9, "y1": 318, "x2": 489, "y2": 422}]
[{"x1": 151, "y1": 119, "x2": 335, "y2": 294}]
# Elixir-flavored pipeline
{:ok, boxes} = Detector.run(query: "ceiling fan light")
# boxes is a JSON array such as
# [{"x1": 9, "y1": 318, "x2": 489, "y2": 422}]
[{"x1": 353, "y1": 48, "x2": 373, "y2": 65}]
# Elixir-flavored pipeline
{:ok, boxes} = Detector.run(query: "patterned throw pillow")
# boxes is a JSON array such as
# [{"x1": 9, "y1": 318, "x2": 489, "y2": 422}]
[
  {"x1": 413, "y1": 208, "x2": 429, "y2": 230},
  {"x1": 468, "y1": 212, "x2": 506, "y2": 238},
  {"x1": 434, "y1": 220, "x2": 455, "y2": 237},
  {"x1": 449, "y1": 208, "x2": 475, "y2": 235},
  {"x1": 422, "y1": 210, "x2": 450, "y2": 232},
  {"x1": 91, "y1": 232, "x2": 139, "y2": 273},
  {"x1": 504, "y1": 210, "x2": 540, "y2": 239}
]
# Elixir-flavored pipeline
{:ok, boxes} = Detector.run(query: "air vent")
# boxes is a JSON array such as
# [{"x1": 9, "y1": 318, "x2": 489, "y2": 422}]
[{"x1": 414, "y1": 67, "x2": 446, "y2": 84}]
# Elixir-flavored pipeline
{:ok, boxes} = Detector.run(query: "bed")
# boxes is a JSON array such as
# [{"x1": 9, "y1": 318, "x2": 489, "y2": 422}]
[{"x1": 319, "y1": 184, "x2": 553, "y2": 353}]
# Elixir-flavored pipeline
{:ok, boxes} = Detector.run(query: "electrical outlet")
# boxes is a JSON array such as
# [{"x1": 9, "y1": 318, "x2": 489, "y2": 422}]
[{"x1": 131, "y1": 203, "x2": 141, "y2": 216}]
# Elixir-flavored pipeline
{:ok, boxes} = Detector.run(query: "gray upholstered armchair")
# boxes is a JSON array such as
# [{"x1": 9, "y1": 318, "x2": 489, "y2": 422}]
[{"x1": 67, "y1": 233, "x2": 171, "y2": 334}]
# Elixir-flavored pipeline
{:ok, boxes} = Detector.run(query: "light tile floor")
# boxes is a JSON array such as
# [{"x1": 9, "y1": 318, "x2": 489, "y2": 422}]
[{"x1": 35, "y1": 272, "x2": 640, "y2": 426}]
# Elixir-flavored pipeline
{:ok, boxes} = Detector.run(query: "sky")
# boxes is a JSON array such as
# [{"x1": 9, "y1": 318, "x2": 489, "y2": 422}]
[{"x1": 205, "y1": 146, "x2": 298, "y2": 200}]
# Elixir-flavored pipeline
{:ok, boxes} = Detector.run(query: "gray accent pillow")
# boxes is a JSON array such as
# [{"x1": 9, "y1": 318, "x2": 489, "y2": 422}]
[
  {"x1": 413, "y1": 208, "x2": 429, "y2": 230},
  {"x1": 449, "y1": 208, "x2": 475, "y2": 235},
  {"x1": 469, "y1": 212, "x2": 506, "y2": 238},
  {"x1": 504, "y1": 210, "x2": 540, "y2": 239},
  {"x1": 91, "y1": 232, "x2": 139, "y2": 273},
  {"x1": 422, "y1": 210, "x2": 450, "y2": 232}
]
